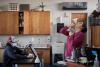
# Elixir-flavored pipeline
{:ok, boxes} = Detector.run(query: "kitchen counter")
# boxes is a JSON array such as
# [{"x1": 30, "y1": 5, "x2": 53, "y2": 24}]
[
  {"x1": 12, "y1": 58, "x2": 36, "y2": 64},
  {"x1": 11, "y1": 57, "x2": 42, "y2": 67}
]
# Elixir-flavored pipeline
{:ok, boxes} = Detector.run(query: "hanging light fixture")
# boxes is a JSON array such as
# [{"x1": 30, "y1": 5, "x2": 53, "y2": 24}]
[
  {"x1": 38, "y1": 0, "x2": 45, "y2": 11},
  {"x1": 39, "y1": 2, "x2": 45, "y2": 11}
]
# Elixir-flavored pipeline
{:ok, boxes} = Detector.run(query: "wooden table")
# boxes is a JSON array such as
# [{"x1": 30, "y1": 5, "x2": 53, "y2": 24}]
[{"x1": 67, "y1": 62, "x2": 87, "y2": 67}]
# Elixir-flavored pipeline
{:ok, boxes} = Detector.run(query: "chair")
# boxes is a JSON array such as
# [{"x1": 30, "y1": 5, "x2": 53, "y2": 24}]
[{"x1": 52, "y1": 42, "x2": 65, "y2": 64}]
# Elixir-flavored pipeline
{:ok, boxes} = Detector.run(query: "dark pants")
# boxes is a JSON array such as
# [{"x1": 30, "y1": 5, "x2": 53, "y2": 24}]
[{"x1": 52, "y1": 63, "x2": 66, "y2": 67}]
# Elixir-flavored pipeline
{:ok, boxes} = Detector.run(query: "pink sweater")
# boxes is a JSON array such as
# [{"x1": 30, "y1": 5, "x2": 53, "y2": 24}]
[{"x1": 60, "y1": 27, "x2": 85, "y2": 57}]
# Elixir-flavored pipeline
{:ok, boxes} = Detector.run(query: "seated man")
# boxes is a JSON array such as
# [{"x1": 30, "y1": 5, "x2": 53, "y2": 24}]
[{"x1": 3, "y1": 36, "x2": 33, "y2": 67}]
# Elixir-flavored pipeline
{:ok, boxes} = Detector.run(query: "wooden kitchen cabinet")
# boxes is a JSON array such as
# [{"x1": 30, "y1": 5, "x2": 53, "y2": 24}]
[
  {"x1": 24, "y1": 11, "x2": 30, "y2": 34},
  {"x1": 0, "y1": 11, "x2": 50, "y2": 35},
  {"x1": 35, "y1": 48, "x2": 51, "y2": 65},
  {"x1": 0, "y1": 11, "x2": 19, "y2": 34},
  {"x1": 91, "y1": 25, "x2": 100, "y2": 47},
  {"x1": 24, "y1": 11, "x2": 50, "y2": 34},
  {"x1": 38, "y1": 11, "x2": 50, "y2": 34}
]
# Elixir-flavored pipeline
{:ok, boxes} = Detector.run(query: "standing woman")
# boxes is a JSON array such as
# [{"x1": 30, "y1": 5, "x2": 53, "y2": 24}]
[{"x1": 60, "y1": 19, "x2": 87, "y2": 60}]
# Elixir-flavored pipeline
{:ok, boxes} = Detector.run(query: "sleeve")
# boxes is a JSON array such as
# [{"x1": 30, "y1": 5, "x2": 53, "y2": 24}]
[
  {"x1": 14, "y1": 47, "x2": 28, "y2": 55},
  {"x1": 59, "y1": 26, "x2": 69, "y2": 36},
  {"x1": 73, "y1": 33, "x2": 85, "y2": 48},
  {"x1": 6, "y1": 48, "x2": 17, "y2": 59},
  {"x1": 15, "y1": 54, "x2": 28, "y2": 59},
  {"x1": 13, "y1": 47, "x2": 28, "y2": 59}
]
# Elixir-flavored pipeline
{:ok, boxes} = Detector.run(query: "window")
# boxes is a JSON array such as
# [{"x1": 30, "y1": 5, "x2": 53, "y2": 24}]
[{"x1": 9, "y1": 3, "x2": 18, "y2": 11}]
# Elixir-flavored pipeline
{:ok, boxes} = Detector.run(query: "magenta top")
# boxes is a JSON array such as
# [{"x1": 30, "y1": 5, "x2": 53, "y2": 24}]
[{"x1": 60, "y1": 27, "x2": 85, "y2": 57}]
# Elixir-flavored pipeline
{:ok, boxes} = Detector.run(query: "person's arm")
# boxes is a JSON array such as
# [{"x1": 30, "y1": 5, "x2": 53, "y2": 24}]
[
  {"x1": 73, "y1": 32, "x2": 85, "y2": 48},
  {"x1": 13, "y1": 47, "x2": 29, "y2": 59},
  {"x1": 14, "y1": 47, "x2": 28, "y2": 55},
  {"x1": 15, "y1": 54, "x2": 28, "y2": 59},
  {"x1": 59, "y1": 26, "x2": 69, "y2": 36}
]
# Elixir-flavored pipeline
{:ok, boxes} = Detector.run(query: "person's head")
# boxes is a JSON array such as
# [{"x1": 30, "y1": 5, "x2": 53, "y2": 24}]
[
  {"x1": 75, "y1": 20, "x2": 87, "y2": 33},
  {"x1": 7, "y1": 36, "x2": 17, "y2": 47},
  {"x1": 75, "y1": 21, "x2": 83, "y2": 29},
  {"x1": 7, "y1": 36, "x2": 16, "y2": 43}
]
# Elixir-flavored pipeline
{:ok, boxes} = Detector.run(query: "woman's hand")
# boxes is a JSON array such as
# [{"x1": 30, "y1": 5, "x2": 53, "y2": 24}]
[
  {"x1": 69, "y1": 22, "x2": 76, "y2": 28},
  {"x1": 69, "y1": 32, "x2": 74, "y2": 36}
]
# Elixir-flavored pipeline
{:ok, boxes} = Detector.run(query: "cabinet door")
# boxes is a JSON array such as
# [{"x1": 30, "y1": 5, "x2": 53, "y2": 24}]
[
  {"x1": 39, "y1": 12, "x2": 50, "y2": 34},
  {"x1": 0, "y1": 12, "x2": 8, "y2": 34},
  {"x1": 0, "y1": 11, "x2": 18, "y2": 34},
  {"x1": 41, "y1": 49, "x2": 50, "y2": 64},
  {"x1": 30, "y1": 11, "x2": 40, "y2": 34},
  {"x1": 7, "y1": 12, "x2": 19, "y2": 34},
  {"x1": 36, "y1": 48, "x2": 51, "y2": 65},
  {"x1": 91, "y1": 26, "x2": 100, "y2": 47},
  {"x1": 24, "y1": 11, "x2": 30, "y2": 34},
  {"x1": 24, "y1": 11, "x2": 50, "y2": 34}
]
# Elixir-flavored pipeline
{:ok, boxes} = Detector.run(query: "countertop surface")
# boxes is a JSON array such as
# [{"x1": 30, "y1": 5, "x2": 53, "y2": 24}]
[{"x1": 11, "y1": 58, "x2": 41, "y2": 64}]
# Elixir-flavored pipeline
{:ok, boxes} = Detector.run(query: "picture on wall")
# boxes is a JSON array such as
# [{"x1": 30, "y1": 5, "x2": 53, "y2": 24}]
[{"x1": 59, "y1": 2, "x2": 87, "y2": 10}]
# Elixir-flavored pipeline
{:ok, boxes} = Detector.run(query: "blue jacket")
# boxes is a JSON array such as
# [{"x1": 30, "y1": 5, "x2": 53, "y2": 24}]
[{"x1": 3, "y1": 43, "x2": 28, "y2": 67}]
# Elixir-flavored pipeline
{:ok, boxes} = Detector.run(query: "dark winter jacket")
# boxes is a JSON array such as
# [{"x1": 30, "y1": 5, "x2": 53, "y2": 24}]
[{"x1": 3, "y1": 43, "x2": 28, "y2": 67}]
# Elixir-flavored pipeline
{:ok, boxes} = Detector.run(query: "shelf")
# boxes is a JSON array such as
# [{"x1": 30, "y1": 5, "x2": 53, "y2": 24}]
[{"x1": 19, "y1": 12, "x2": 24, "y2": 34}]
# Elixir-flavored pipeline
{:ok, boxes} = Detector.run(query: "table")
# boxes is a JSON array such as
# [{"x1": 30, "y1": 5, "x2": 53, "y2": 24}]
[
  {"x1": 12, "y1": 58, "x2": 42, "y2": 67},
  {"x1": 67, "y1": 62, "x2": 86, "y2": 67}
]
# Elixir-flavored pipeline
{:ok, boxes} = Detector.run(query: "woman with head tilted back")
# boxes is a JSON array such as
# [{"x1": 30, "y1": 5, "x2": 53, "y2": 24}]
[
  {"x1": 60, "y1": 18, "x2": 87, "y2": 60},
  {"x1": 51, "y1": 19, "x2": 87, "y2": 67}
]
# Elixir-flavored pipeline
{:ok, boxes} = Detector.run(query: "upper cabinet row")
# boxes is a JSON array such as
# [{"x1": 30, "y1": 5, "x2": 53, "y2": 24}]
[{"x1": 0, "y1": 11, "x2": 50, "y2": 35}]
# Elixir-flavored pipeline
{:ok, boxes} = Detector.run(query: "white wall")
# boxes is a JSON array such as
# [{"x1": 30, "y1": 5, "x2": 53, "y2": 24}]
[{"x1": 0, "y1": 0, "x2": 98, "y2": 47}]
